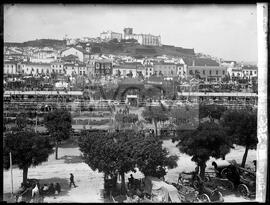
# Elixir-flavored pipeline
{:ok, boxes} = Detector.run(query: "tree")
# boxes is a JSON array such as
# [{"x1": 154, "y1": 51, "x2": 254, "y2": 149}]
[
  {"x1": 109, "y1": 38, "x2": 119, "y2": 44},
  {"x1": 44, "y1": 108, "x2": 72, "y2": 159},
  {"x1": 199, "y1": 104, "x2": 226, "y2": 122},
  {"x1": 142, "y1": 106, "x2": 169, "y2": 137},
  {"x1": 133, "y1": 136, "x2": 178, "y2": 178},
  {"x1": 221, "y1": 109, "x2": 257, "y2": 167},
  {"x1": 169, "y1": 105, "x2": 200, "y2": 130},
  {"x1": 15, "y1": 112, "x2": 28, "y2": 131},
  {"x1": 3, "y1": 131, "x2": 54, "y2": 184},
  {"x1": 173, "y1": 122, "x2": 233, "y2": 179},
  {"x1": 78, "y1": 130, "x2": 178, "y2": 194},
  {"x1": 115, "y1": 113, "x2": 138, "y2": 130}
]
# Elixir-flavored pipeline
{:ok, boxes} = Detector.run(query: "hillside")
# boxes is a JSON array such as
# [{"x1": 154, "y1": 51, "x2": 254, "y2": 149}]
[
  {"x1": 5, "y1": 38, "x2": 195, "y2": 57},
  {"x1": 5, "y1": 39, "x2": 66, "y2": 49},
  {"x1": 89, "y1": 41, "x2": 195, "y2": 57}
]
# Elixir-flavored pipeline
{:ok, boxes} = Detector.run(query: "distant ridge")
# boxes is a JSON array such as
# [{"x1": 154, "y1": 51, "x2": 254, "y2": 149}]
[
  {"x1": 5, "y1": 39, "x2": 66, "y2": 48},
  {"x1": 4, "y1": 38, "x2": 195, "y2": 57}
]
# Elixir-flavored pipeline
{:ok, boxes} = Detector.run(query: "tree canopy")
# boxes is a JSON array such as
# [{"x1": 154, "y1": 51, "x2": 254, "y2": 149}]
[
  {"x1": 174, "y1": 122, "x2": 233, "y2": 179},
  {"x1": 221, "y1": 109, "x2": 257, "y2": 167},
  {"x1": 3, "y1": 131, "x2": 54, "y2": 184},
  {"x1": 78, "y1": 130, "x2": 178, "y2": 193},
  {"x1": 142, "y1": 106, "x2": 169, "y2": 136},
  {"x1": 199, "y1": 104, "x2": 226, "y2": 122},
  {"x1": 44, "y1": 108, "x2": 72, "y2": 159}
]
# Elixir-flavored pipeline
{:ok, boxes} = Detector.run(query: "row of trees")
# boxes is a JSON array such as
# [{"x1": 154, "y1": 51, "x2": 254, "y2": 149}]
[
  {"x1": 172, "y1": 108, "x2": 257, "y2": 179},
  {"x1": 4, "y1": 109, "x2": 72, "y2": 184},
  {"x1": 3, "y1": 105, "x2": 257, "y2": 187}
]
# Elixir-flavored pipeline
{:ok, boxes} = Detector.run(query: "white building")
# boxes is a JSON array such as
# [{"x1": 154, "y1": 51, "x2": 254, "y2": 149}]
[
  {"x1": 30, "y1": 48, "x2": 58, "y2": 63},
  {"x1": 242, "y1": 65, "x2": 258, "y2": 80},
  {"x1": 145, "y1": 65, "x2": 154, "y2": 78},
  {"x1": 176, "y1": 64, "x2": 188, "y2": 79},
  {"x1": 123, "y1": 28, "x2": 161, "y2": 46},
  {"x1": 61, "y1": 47, "x2": 85, "y2": 62},
  {"x1": 51, "y1": 61, "x2": 65, "y2": 74},
  {"x1": 20, "y1": 62, "x2": 51, "y2": 75},
  {"x1": 4, "y1": 60, "x2": 18, "y2": 75},
  {"x1": 100, "y1": 31, "x2": 122, "y2": 42},
  {"x1": 227, "y1": 67, "x2": 244, "y2": 78}
]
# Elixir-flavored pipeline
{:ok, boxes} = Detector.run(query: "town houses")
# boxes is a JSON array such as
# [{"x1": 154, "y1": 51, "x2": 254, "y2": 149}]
[{"x1": 3, "y1": 27, "x2": 258, "y2": 86}]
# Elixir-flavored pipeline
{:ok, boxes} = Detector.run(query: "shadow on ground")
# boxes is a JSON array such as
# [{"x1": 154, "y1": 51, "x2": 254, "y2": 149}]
[
  {"x1": 58, "y1": 141, "x2": 79, "y2": 149},
  {"x1": 59, "y1": 155, "x2": 83, "y2": 164}
]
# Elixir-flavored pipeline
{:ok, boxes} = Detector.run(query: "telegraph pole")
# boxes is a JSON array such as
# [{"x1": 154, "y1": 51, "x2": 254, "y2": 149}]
[{"x1": 10, "y1": 152, "x2": 14, "y2": 199}]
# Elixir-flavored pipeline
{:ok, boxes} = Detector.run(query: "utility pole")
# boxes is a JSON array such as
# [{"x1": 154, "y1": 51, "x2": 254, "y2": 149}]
[{"x1": 10, "y1": 152, "x2": 14, "y2": 199}]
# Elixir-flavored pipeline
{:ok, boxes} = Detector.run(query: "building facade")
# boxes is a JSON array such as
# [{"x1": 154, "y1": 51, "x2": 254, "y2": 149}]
[
  {"x1": 145, "y1": 64, "x2": 154, "y2": 78},
  {"x1": 64, "y1": 62, "x2": 87, "y2": 76},
  {"x1": 123, "y1": 28, "x2": 161, "y2": 46},
  {"x1": 20, "y1": 62, "x2": 52, "y2": 75},
  {"x1": 153, "y1": 63, "x2": 177, "y2": 77},
  {"x1": 242, "y1": 66, "x2": 258, "y2": 80},
  {"x1": 61, "y1": 47, "x2": 86, "y2": 62},
  {"x1": 227, "y1": 67, "x2": 244, "y2": 79},
  {"x1": 187, "y1": 66, "x2": 227, "y2": 81},
  {"x1": 30, "y1": 48, "x2": 58, "y2": 63},
  {"x1": 100, "y1": 31, "x2": 122, "y2": 42},
  {"x1": 94, "y1": 60, "x2": 113, "y2": 77},
  {"x1": 4, "y1": 61, "x2": 19, "y2": 75},
  {"x1": 50, "y1": 61, "x2": 65, "y2": 74}
]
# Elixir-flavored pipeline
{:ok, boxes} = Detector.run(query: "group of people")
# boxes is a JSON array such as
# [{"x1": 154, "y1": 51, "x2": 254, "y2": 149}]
[
  {"x1": 40, "y1": 182, "x2": 62, "y2": 195},
  {"x1": 15, "y1": 181, "x2": 62, "y2": 203},
  {"x1": 124, "y1": 190, "x2": 151, "y2": 203}
]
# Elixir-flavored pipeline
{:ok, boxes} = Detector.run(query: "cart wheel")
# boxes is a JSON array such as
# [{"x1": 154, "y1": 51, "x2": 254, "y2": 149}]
[
  {"x1": 238, "y1": 184, "x2": 250, "y2": 199},
  {"x1": 225, "y1": 180, "x2": 235, "y2": 191},
  {"x1": 221, "y1": 168, "x2": 229, "y2": 178},
  {"x1": 199, "y1": 193, "x2": 211, "y2": 202},
  {"x1": 217, "y1": 191, "x2": 224, "y2": 202},
  {"x1": 193, "y1": 180, "x2": 200, "y2": 190}
]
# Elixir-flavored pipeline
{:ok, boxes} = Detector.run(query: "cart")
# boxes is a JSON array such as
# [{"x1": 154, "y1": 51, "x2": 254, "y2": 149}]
[
  {"x1": 172, "y1": 182, "x2": 199, "y2": 202},
  {"x1": 203, "y1": 171, "x2": 235, "y2": 193},
  {"x1": 221, "y1": 162, "x2": 256, "y2": 199},
  {"x1": 237, "y1": 167, "x2": 256, "y2": 199},
  {"x1": 178, "y1": 172, "x2": 224, "y2": 202}
]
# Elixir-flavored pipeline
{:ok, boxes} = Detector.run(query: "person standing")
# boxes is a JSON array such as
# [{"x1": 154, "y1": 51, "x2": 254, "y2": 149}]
[{"x1": 70, "y1": 173, "x2": 77, "y2": 188}]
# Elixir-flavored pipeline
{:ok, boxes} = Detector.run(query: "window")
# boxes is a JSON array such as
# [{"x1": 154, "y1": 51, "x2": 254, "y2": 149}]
[
  {"x1": 209, "y1": 70, "x2": 212, "y2": 75},
  {"x1": 250, "y1": 71, "x2": 253, "y2": 75},
  {"x1": 254, "y1": 71, "x2": 257, "y2": 74},
  {"x1": 223, "y1": 71, "x2": 225, "y2": 75},
  {"x1": 203, "y1": 70, "x2": 205, "y2": 75},
  {"x1": 216, "y1": 70, "x2": 218, "y2": 75}
]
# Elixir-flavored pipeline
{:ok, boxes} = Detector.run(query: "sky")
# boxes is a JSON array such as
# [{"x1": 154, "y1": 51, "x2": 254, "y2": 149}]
[{"x1": 4, "y1": 4, "x2": 257, "y2": 63}]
